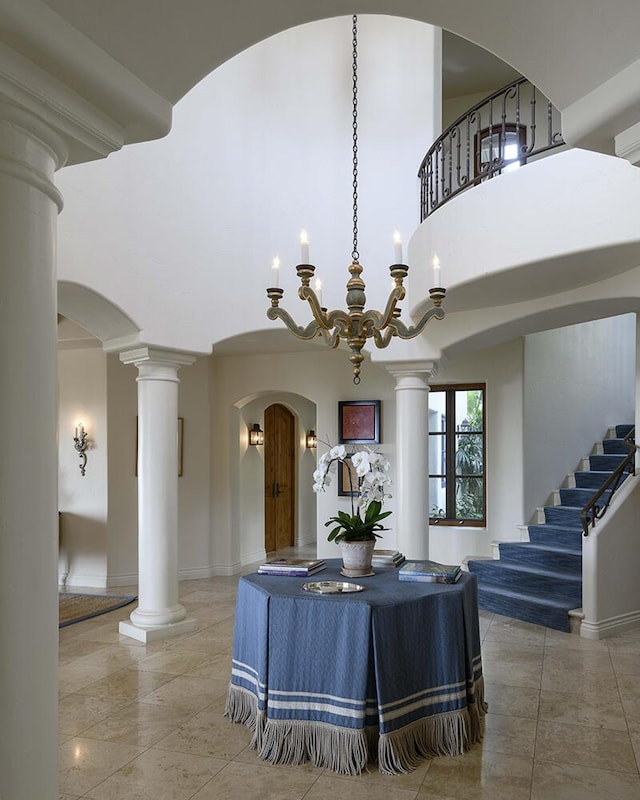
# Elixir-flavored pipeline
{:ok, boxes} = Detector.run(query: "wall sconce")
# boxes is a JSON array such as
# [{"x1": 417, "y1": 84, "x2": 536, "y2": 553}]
[
  {"x1": 249, "y1": 423, "x2": 264, "y2": 446},
  {"x1": 73, "y1": 422, "x2": 89, "y2": 476},
  {"x1": 306, "y1": 429, "x2": 317, "y2": 449}
]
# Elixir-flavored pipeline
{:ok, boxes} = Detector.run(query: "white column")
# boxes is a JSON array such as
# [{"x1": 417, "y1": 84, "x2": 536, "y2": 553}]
[
  {"x1": 636, "y1": 314, "x2": 640, "y2": 471},
  {"x1": 0, "y1": 104, "x2": 66, "y2": 800},
  {"x1": 388, "y1": 364, "x2": 435, "y2": 560},
  {"x1": 119, "y1": 347, "x2": 197, "y2": 643}
]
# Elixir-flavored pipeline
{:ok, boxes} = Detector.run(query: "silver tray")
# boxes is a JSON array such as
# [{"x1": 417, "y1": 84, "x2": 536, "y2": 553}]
[{"x1": 302, "y1": 581, "x2": 365, "y2": 595}]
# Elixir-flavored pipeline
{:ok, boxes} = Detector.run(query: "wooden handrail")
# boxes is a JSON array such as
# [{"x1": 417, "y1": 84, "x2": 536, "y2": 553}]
[{"x1": 581, "y1": 428, "x2": 636, "y2": 536}]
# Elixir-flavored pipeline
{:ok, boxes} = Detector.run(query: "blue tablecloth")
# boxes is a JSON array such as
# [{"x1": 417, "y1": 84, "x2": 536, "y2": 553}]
[{"x1": 225, "y1": 559, "x2": 486, "y2": 775}]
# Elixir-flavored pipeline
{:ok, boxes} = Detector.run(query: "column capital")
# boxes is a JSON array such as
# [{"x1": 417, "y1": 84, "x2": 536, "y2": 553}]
[
  {"x1": 119, "y1": 347, "x2": 197, "y2": 371},
  {"x1": 385, "y1": 360, "x2": 440, "y2": 387}
]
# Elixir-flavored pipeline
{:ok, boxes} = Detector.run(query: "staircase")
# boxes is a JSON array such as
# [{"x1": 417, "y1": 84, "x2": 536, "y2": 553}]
[{"x1": 467, "y1": 425, "x2": 634, "y2": 632}]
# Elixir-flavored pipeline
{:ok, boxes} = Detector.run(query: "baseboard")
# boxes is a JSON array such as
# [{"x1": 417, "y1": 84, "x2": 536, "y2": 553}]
[
  {"x1": 580, "y1": 608, "x2": 640, "y2": 639},
  {"x1": 107, "y1": 573, "x2": 138, "y2": 588},
  {"x1": 62, "y1": 573, "x2": 108, "y2": 591},
  {"x1": 241, "y1": 548, "x2": 266, "y2": 568}
]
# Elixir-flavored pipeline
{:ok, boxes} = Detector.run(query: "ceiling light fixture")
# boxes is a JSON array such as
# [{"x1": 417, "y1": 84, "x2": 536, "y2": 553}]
[{"x1": 266, "y1": 14, "x2": 446, "y2": 384}]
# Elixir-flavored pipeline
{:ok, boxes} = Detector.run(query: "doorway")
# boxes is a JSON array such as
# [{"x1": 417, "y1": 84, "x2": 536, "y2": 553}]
[{"x1": 264, "y1": 403, "x2": 295, "y2": 553}]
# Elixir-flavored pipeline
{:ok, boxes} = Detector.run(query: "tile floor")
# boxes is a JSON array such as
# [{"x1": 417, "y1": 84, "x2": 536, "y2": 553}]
[{"x1": 58, "y1": 555, "x2": 640, "y2": 799}]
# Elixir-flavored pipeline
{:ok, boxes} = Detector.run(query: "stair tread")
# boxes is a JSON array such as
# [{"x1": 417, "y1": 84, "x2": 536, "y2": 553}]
[
  {"x1": 478, "y1": 584, "x2": 578, "y2": 609},
  {"x1": 500, "y1": 542, "x2": 582, "y2": 556},
  {"x1": 470, "y1": 559, "x2": 581, "y2": 582},
  {"x1": 528, "y1": 524, "x2": 583, "y2": 536}
]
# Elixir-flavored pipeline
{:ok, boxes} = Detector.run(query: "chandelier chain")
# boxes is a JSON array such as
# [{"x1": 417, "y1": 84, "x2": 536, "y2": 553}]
[{"x1": 351, "y1": 14, "x2": 359, "y2": 263}]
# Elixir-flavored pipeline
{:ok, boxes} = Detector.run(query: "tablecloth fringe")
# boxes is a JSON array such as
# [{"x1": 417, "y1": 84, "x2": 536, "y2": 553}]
[
  {"x1": 378, "y1": 676, "x2": 487, "y2": 775},
  {"x1": 224, "y1": 684, "x2": 258, "y2": 730},
  {"x1": 258, "y1": 718, "x2": 370, "y2": 776}
]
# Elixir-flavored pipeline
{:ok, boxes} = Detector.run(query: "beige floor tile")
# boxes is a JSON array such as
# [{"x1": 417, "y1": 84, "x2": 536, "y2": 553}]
[
  {"x1": 483, "y1": 682, "x2": 540, "y2": 718},
  {"x1": 481, "y1": 658, "x2": 542, "y2": 689},
  {"x1": 154, "y1": 701, "x2": 252, "y2": 760},
  {"x1": 612, "y1": 652, "x2": 640, "y2": 676},
  {"x1": 190, "y1": 760, "x2": 321, "y2": 800},
  {"x1": 484, "y1": 615, "x2": 547, "y2": 645},
  {"x1": 174, "y1": 624, "x2": 234, "y2": 654},
  {"x1": 76, "y1": 667, "x2": 176, "y2": 700},
  {"x1": 539, "y1": 688, "x2": 627, "y2": 730},
  {"x1": 75, "y1": 642, "x2": 162, "y2": 668},
  {"x1": 535, "y1": 720, "x2": 637, "y2": 772},
  {"x1": 482, "y1": 712, "x2": 537, "y2": 757},
  {"x1": 300, "y1": 773, "x2": 418, "y2": 800},
  {"x1": 58, "y1": 662, "x2": 122, "y2": 695},
  {"x1": 184, "y1": 652, "x2": 232, "y2": 680},
  {"x1": 80, "y1": 700, "x2": 196, "y2": 746},
  {"x1": 59, "y1": 794, "x2": 81, "y2": 800},
  {"x1": 617, "y1": 673, "x2": 640, "y2": 704},
  {"x1": 418, "y1": 748, "x2": 533, "y2": 799},
  {"x1": 83, "y1": 747, "x2": 227, "y2": 800},
  {"x1": 541, "y1": 665, "x2": 620, "y2": 699},
  {"x1": 531, "y1": 759, "x2": 640, "y2": 800},
  {"x1": 543, "y1": 647, "x2": 614, "y2": 674},
  {"x1": 59, "y1": 693, "x2": 132, "y2": 736},
  {"x1": 323, "y1": 758, "x2": 431, "y2": 790},
  {"x1": 140, "y1": 674, "x2": 229, "y2": 713},
  {"x1": 58, "y1": 736, "x2": 145, "y2": 796},
  {"x1": 134, "y1": 650, "x2": 210, "y2": 674},
  {"x1": 59, "y1": 639, "x2": 112, "y2": 663},
  {"x1": 544, "y1": 629, "x2": 610, "y2": 650},
  {"x1": 481, "y1": 641, "x2": 544, "y2": 666},
  {"x1": 607, "y1": 631, "x2": 640, "y2": 655}
]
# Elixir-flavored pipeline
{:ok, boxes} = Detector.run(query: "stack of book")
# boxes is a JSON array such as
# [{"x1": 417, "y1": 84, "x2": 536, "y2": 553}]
[
  {"x1": 372, "y1": 549, "x2": 406, "y2": 568},
  {"x1": 398, "y1": 560, "x2": 462, "y2": 583},
  {"x1": 258, "y1": 558, "x2": 326, "y2": 577}
]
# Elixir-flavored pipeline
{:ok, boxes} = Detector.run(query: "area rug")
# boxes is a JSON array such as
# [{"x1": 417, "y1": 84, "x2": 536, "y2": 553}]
[{"x1": 59, "y1": 593, "x2": 137, "y2": 628}]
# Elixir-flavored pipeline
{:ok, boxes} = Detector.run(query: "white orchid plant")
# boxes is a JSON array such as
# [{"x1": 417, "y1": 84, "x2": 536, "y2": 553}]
[{"x1": 313, "y1": 444, "x2": 392, "y2": 542}]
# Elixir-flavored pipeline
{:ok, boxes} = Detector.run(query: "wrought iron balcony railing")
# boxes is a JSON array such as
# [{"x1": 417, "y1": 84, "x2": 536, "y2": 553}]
[{"x1": 418, "y1": 77, "x2": 565, "y2": 221}]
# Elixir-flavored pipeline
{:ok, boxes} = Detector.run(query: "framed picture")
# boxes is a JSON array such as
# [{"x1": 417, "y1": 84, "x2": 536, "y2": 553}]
[
  {"x1": 338, "y1": 457, "x2": 359, "y2": 497},
  {"x1": 136, "y1": 417, "x2": 184, "y2": 477},
  {"x1": 338, "y1": 400, "x2": 381, "y2": 444}
]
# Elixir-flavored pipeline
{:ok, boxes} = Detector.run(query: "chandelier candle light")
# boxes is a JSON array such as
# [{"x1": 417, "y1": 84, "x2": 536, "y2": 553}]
[{"x1": 266, "y1": 15, "x2": 446, "y2": 384}]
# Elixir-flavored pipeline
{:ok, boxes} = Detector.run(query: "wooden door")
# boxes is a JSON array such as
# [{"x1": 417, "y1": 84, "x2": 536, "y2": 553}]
[{"x1": 264, "y1": 404, "x2": 295, "y2": 553}]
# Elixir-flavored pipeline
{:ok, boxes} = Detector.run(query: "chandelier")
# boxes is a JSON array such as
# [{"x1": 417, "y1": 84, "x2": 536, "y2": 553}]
[{"x1": 266, "y1": 15, "x2": 446, "y2": 384}]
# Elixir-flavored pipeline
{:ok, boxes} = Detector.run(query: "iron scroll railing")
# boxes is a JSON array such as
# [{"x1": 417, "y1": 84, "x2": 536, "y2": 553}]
[
  {"x1": 418, "y1": 77, "x2": 565, "y2": 221},
  {"x1": 581, "y1": 428, "x2": 636, "y2": 537}
]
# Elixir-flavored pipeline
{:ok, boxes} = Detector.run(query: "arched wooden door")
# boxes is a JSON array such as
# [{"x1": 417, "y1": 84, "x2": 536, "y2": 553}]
[{"x1": 264, "y1": 403, "x2": 295, "y2": 552}]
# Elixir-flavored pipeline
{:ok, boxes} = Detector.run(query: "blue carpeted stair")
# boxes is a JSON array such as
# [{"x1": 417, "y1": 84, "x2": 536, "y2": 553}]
[{"x1": 467, "y1": 424, "x2": 633, "y2": 632}]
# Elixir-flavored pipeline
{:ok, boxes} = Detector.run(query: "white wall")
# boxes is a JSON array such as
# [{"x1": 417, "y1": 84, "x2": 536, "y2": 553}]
[
  {"x1": 428, "y1": 338, "x2": 525, "y2": 565},
  {"x1": 56, "y1": 16, "x2": 441, "y2": 355},
  {"x1": 105, "y1": 354, "x2": 213, "y2": 586},
  {"x1": 58, "y1": 348, "x2": 108, "y2": 588},
  {"x1": 582, "y1": 474, "x2": 640, "y2": 638},
  {"x1": 209, "y1": 348, "x2": 397, "y2": 570},
  {"x1": 523, "y1": 314, "x2": 636, "y2": 521}
]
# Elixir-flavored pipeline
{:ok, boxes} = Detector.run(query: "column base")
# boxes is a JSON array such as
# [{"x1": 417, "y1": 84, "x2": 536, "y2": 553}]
[{"x1": 119, "y1": 617, "x2": 198, "y2": 643}]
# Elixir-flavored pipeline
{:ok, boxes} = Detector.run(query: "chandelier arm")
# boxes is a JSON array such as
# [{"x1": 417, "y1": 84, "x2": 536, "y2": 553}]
[
  {"x1": 386, "y1": 306, "x2": 446, "y2": 339},
  {"x1": 266, "y1": 306, "x2": 327, "y2": 341},
  {"x1": 370, "y1": 325, "x2": 397, "y2": 349},
  {"x1": 299, "y1": 285, "x2": 330, "y2": 329},
  {"x1": 318, "y1": 327, "x2": 342, "y2": 349},
  {"x1": 360, "y1": 286, "x2": 405, "y2": 331}
]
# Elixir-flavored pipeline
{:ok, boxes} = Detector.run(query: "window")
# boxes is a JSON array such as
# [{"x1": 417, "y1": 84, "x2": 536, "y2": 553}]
[
  {"x1": 429, "y1": 384, "x2": 485, "y2": 525},
  {"x1": 474, "y1": 124, "x2": 526, "y2": 179}
]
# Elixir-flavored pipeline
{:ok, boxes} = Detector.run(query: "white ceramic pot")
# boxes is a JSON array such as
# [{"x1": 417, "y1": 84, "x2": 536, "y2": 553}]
[{"x1": 339, "y1": 540, "x2": 376, "y2": 577}]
